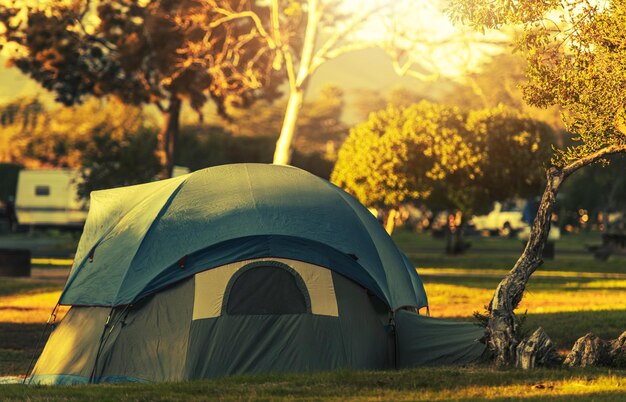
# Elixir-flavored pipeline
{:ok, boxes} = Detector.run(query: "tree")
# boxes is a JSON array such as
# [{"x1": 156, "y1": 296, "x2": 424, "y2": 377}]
[
  {"x1": 221, "y1": 84, "x2": 347, "y2": 157},
  {"x1": 331, "y1": 102, "x2": 552, "y2": 240},
  {"x1": 462, "y1": 105, "x2": 553, "y2": 207},
  {"x1": 331, "y1": 101, "x2": 481, "y2": 234},
  {"x1": 449, "y1": 0, "x2": 626, "y2": 366},
  {"x1": 0, "y1": 0, "x2": 280, "y2": 177},
  {"x1": 442, "y1": 53, "x2": 565, "y2": 134},
  {"x1": 210, "y1": 0, "x2": 504, "y2": 165},
  {"x1": 0, "y1": 96, "x2": 161, "y2": 198}
]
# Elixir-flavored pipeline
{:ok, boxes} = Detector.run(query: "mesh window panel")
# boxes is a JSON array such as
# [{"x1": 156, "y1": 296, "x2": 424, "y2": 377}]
[{"x1": 226, "y1": 266, "x2": 307, "y2": 315}]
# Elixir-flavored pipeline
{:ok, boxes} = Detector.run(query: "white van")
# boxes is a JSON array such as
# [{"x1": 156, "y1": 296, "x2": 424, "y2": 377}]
[{"x1": 15, "y1": 169, "x2": 88, "y2": 229}]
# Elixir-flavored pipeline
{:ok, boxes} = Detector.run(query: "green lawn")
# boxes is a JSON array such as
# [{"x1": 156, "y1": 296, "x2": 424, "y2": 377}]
[
  {"x1": 0, "y1": 230, "x2": 624, "y2": 401},
  {"x1": 1, "y1": 367, "x2": 625, "y2": 401},
  {"x1": 0, "y1": 278, "x2": 63, "y2": 297},
  {"x1": 394, "y1": 230, "x2": 626, "y2": 273}
]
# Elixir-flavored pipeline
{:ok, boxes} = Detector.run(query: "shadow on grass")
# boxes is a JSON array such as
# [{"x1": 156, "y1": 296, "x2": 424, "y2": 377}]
[{"x1": 0, "y1": 323, "x2": 50, "y2": 376}]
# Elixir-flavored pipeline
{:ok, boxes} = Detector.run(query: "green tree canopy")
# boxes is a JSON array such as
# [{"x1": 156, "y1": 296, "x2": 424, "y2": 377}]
[
  {"x1": 461, "y1": 105, "x2": 553, "y2": 210},
  {"x1": 331, "y1": 101, "x2": 553, "y2": 231},
  {"x1": 331, "y1": 101, "x2": 480, "y2": 232}
]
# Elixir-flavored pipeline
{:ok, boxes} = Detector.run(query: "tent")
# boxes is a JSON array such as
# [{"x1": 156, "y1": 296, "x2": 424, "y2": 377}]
[{"x1": 29, "y1": 164, "x2": 485, "y2": 384}]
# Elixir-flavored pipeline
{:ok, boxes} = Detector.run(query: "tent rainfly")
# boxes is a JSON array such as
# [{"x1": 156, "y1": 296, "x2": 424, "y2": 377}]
[{"x1": 29, "y1": 164, "x2": 485, "y2": 384}]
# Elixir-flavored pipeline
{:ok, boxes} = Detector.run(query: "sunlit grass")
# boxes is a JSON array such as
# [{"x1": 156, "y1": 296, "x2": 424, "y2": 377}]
[
  {"x1": 564, "y1": 280, "x2": 626, "y2": 289},
  {"x1": 424, "y1": 281, "x2": 626, "y2": 318},
  {"x1": 0, "y1": 291, "x2": 67, "y2": 324},
  {"x1": 0, "y1": 367, "x2": 624, "y2": 401}
]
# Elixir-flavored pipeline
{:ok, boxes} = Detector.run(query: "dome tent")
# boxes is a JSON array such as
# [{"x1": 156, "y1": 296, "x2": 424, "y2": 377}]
[{"x1": 29, "y1": 164, "x2": 485, "y2": 384}]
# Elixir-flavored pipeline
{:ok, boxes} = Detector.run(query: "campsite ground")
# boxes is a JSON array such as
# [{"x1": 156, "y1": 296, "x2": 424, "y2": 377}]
[{"x1": 0, "y1": 230, "x2": 625, "y2": 401}]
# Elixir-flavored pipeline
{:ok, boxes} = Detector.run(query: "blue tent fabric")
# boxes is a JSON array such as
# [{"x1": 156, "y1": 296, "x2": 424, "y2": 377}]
[{"x1": 59, "y1": 164, "x2": 428, "y2": 310}]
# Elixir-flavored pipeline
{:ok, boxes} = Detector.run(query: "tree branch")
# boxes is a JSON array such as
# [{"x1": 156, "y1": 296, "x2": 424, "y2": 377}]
[
  {"x1": 211, "y1": 8, "x2": 276, "y2": 49},
  {"x1": 390, "y1": 57, "x2": 440, "y2": 81},
  {"x1": 270, "y1": 0, "x2": 282, "y2": 47},
  {"x1": 312, "y1": 0, "x2": 393, "y2": 66},
  {"x1": 282, "y1": 46, "x2": 297, "y2": 92},
  {"x1": 562, "y1": 144, "x2": 626, "y2": 178}
]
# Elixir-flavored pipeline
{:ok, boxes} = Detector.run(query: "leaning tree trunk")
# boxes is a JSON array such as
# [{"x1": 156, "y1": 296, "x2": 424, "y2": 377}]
[
  {"x1": 157, "y1": 95, "x2": 182, "y2": 179},
  {"x1": 486, "y1": 144, "x2": 626, "y2": 366}
]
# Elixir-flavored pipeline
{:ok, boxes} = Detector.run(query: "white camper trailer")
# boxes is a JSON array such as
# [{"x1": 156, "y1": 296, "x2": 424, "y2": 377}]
[{"x1": 15, "y1": 169, "x2": 88, "y2": 229}]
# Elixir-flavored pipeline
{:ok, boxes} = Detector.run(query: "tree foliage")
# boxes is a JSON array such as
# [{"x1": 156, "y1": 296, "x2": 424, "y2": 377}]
[
  {"x1": 331, "y1": 102, "x2": 552, "y2": 219},
  {"x1": 463, "y1": 105, "x2": 553, "y2": 207},
  {"x1": 448, "y1": 0, "x2": 626, "y2": 165},
  {"x1": 0, "y1": 97, "x2": 160, "y2": 199},
  {"x1": 443, "y1": 53, "x2": 565, "y2": 133},
  {"x1": 175, "y1": 123, "x2": 334, "y2": 179},
  {"x1": 0, "y1": 0, "x2": 280, "y2": 176},
  {"x1": 331, "y1": 101, "x2": 480, "y2": 210}
]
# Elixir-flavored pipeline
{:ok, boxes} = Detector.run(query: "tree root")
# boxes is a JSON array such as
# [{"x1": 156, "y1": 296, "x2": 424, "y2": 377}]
[
  {"x1": 564, "y1": 331, "x2": 626, "y2": 368},
  {"x1": 512, "y1": 329, "x2": 626, "y2": 369},
  {"x1": 515, "y1": 327, "x2": 559, "y2": 369}
]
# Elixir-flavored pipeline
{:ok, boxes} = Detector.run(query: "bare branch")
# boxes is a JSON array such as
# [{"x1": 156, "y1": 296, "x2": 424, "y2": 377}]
[
  {"x1": 155, "y1": 101, "x2": 166, "y2": 113},
  {"x1": 390, "y1": 57, "x2": 439, "y2": 81},
  {"x1": 270, "y1": 0, "x2": 282, "y2": 47},
  {"x1": 283, "y1": 46, "x2": 297, "y2": 91},
  {"x1": 312, "y1": 0, "x2": 394, "y2": 66},
  {"x1": 211, "y1": 8, "x2": 276, "y2": 49}
]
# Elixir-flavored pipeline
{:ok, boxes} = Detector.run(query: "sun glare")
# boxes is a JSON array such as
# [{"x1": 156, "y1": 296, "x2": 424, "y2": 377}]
[{"x1": 334, "y1": 0, "x2": 510, "y2": 78}]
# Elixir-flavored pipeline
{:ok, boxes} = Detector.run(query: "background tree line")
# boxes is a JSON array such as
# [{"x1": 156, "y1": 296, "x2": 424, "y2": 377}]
[{"x1": 0, "y1": 94, "x2": 337, "y2": 199}]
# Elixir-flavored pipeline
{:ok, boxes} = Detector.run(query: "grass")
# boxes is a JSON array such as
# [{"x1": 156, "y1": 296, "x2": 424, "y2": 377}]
[
  {"x1": 0, "y1": 280, "x2": 66, "y2": 377},
  {"x1": 0, "y1": 367, "x2": 625, "y2": 401},
  {"x1": 0, "y1": 230, "x2": 624, "y2": 400},
  {"x1": 393, "y1": 229, "x2": 626, "y2": 273},
  {"x1": 393, "y1": 229, "x2": 605, "y2": 253},
  {"x1": 0, "y1": 278, "x2": 63, "y2": 297}
]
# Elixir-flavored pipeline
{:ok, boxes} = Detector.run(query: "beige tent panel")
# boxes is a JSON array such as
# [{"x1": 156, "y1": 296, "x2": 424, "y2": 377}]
[{"x1": 192, "y1": 258, "x2": 339, "y2": 320}]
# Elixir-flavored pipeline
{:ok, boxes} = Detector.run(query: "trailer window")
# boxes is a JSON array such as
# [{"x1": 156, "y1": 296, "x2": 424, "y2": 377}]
[{"x1": 35, "y1": 186, "x2": 50, "y2": 196}]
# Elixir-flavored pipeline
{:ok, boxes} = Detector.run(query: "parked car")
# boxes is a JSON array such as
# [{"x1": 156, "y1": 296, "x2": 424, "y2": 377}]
[{"x1": 470, "y1": 201, "x2": 528, "y2": 236}]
